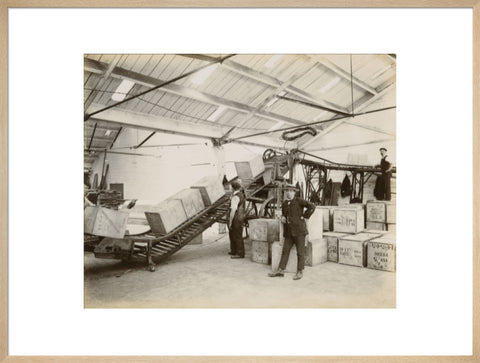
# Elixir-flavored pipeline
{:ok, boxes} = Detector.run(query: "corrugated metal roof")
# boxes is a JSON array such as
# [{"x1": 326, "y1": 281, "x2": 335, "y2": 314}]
[{"x1": 84, "y1": 54, "x2": 396, "y2": 168}]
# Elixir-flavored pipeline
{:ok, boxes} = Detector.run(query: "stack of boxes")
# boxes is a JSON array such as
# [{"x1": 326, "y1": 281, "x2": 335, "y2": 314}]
[
  {"x1": 333, "y1": 205, "x2": 365, "y2": 233},
  {"x1": 366, "y1": 200, "x2": 396, "y2": 233},
  {"x1": 324, "y1": 232, "x2": 348, "y2": 262},
  {"x1": 338, "y1": 232, "x2": 382, "y2": 267},
  {"x1": 249, "y1": 218, "x2": 280, "y2": 264}
]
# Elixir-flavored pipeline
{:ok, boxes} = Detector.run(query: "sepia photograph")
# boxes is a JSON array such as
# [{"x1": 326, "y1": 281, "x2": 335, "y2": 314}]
[{"x1": 83, "y1": 53, "x2": 397, "y2": 308}]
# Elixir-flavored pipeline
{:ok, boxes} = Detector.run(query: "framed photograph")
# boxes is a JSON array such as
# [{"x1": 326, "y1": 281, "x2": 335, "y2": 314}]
[{"x1": 1, "y1": 2, "x2": 478, "y2": 362}]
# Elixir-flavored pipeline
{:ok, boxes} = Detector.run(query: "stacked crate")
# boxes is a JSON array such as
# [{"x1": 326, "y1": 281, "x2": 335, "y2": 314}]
[
  {"x1": 366, "y1": 200, "x2": 396, "y2": 233},
  {"x1": 314, "y1": 206, "x2": 333, "y2": 231},
  {"x1": 305, "y1": 207, "x2": 327, "y2": 266},
  {"x1": 367, "y1": 234, "x2": 396, "y2": 272},
  {"x1": 338, "y1": 232, "x2": 382, "y2": 267},
  {"x1": 324, "y1": 232, "x2": 348, "y2": 262},
  {"x1": 333, "y1": 205, "x2": 365, "y2": 233},
  {"x1": 248, "y1": 218, "x2": 280, "y2": 264}
]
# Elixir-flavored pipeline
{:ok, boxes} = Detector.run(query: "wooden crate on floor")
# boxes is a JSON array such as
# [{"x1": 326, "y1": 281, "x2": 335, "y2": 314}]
[
  {"x1": 367, "y1": 234, "x2": 396, "y2": 272},
  {"x1": 338, "y1": 232, "x2": 382, "y2": 267},
  {"x1": 366, "y1": 201, "x2": 386, "y2": 222},
  {"x1": 84, "y1": 206, "x2": 129, "y2": 238},
  {"x1": 248, "y1": 218, "x2": 280, "y2": 242},
  {"x1": 306, "y1": 207, "x2": 324, "y2": 241},
  {"x1": 333, "y1": 206, "x2": 365, "y2": 233},
  {"x1": 324, "y1": 232, "x2": 349, "y2": 262},
  {"x1": 305, "y1": 238, "x2": 328, "y2": 266},
  {"x1": 144, "y1": 199, "x2": 188, "y2": 234},
  {"x1": 190, "y1": 175, "x2": 225, "y2": 206},
  {"x1": 271, "y1": 242, "x2": 297, "y2": 273},
  {"x1": 251, "y1": 240, "x2": 271, "y2": 264},
  {"x1": 170, "y1": 188, "x2": 205, "y2": 218},
  {"x1": 234, "y1": 155, "x2": 265, "y2": 180}
]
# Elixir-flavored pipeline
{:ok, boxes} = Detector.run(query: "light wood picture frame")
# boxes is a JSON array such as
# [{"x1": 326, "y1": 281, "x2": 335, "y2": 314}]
[{"x1": 1, "y1": 1, "x2": 479, "y2": 362}]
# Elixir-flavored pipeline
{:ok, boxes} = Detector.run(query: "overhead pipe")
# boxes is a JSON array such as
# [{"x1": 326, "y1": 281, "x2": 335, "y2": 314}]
[{"x1": 225, "y1": 106, "x2": 396, "y2": 142}]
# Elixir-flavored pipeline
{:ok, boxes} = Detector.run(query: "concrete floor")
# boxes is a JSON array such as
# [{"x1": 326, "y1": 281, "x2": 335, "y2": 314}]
[{"x1": 84, "y1": 227, "x2": 396, "y2": 308}]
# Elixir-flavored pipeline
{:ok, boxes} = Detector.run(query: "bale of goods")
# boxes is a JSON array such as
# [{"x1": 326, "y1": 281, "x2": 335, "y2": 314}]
[
  {"x1": 84, "y1": 206, "x2": 129, "y2": 239},
  {"x1": 251, "y1": 240, "x2": 271, "y2": 264},
  {"x1": 366, "y1": 201, "x2": 386, "y2": 222},
  {"x1": 190, "y1": 175, "x2": 225, "y2": 206},
  {"x1": 338, "y1": 232, "x2": 381, "y2": 267},
  {"x1": 333, "y1": 206, "x2": 365, "y2": 233},
  {"x1": 323, "y1": 232, "x2": 349, "y2": 262},
  {"x1": 306, "y1": 207, "x2": 324, "y2": 241},
  {"x1": 366, "y1": 221, "x2": 387, "y2": 231},
  {"x1": 234, "y1": 155, "x2": 265, "y2": 180},
  {"x1": 271, "y1": 242, "x2": 297, "y2": 273},
  {"x1": 248, "y1": 218, "x2": 280, "y2": 242},
  {"x1": 305, "y1": 238, "x2": 328, "y2": 266},
  {"x1": 367, "y1": 234, "x2": 396, "y2": 272},
  {"x1": 170, "y1": 188, "x2": 205, "y2": 218},
  {"x1": 144, "y1": 199, "x2": 188, "y2": 235}
]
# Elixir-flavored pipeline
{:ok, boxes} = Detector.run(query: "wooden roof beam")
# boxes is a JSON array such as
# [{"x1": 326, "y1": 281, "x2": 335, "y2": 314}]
[{"x1": 87, "y1": 104, "x2": 292, "y2": 150}]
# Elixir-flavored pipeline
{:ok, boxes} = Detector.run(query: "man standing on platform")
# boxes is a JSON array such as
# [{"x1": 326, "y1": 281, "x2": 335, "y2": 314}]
[
  {"x1": 228, "y1": 180, "x2": 246, "y2": 259},
  {"x1": 269, "y1": 184, "x2": 315, "y2": 280},
  {"x1": 378, "y1": 147, "x2": 393, "y2": 201}
]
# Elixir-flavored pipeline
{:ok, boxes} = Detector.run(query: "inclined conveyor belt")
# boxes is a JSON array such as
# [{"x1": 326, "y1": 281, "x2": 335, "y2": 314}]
[{"x1": 94, "y1": 176, "x2": 267, "y2": 270}]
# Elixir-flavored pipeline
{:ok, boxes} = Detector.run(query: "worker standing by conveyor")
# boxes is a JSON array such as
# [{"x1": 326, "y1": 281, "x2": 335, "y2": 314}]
[{"x1": 228, "y1": 180, "x2": 246, "y2": 259}]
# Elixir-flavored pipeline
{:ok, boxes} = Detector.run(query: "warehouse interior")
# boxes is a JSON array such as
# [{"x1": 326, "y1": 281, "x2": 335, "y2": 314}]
[{"x1": 84, "y1": 54, "x2": 396, "y2": 308}]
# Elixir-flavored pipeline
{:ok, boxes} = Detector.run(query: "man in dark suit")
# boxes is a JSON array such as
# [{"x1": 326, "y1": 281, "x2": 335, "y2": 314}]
[
  {"x1": 377, "y1": 147, "x2": 393, "y2": 201},
  {"x1": 269, "y1": 184, "x2": 316, "y2": 280}
]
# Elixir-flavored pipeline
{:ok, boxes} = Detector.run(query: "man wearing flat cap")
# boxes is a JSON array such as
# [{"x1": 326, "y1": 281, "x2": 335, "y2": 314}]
[
  {"x1": 377, "y1": 147, "x2": 393, "y2": 201},
  {"x1": 269, "y1": 183, "x2": 315, "y2": 280}
]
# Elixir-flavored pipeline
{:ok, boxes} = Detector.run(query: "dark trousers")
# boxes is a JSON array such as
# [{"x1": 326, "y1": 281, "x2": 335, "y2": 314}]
[
  {"x1": 383, "y1": 173, "x2": 391, "y2": 201},
  {"x1": 228, "y1": 218, "x2": 244, "y2": 257},
  {"x1": 279, "y1": 231, "x2": 305, "y2": 271}
]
